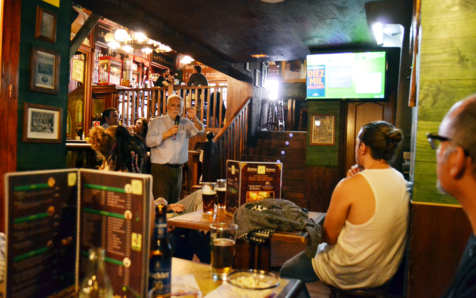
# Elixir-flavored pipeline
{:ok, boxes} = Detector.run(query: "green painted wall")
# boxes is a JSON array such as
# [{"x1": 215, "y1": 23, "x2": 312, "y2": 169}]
[
  {"x1": 306, "y1": 100, "x2": 341, "y2": 167},
  {"x1": 411, "y1": 1, "x2": 476, "y2": 204},
  {"x1": 17, "y1": 0, "x2": 72, "y2": 171}
]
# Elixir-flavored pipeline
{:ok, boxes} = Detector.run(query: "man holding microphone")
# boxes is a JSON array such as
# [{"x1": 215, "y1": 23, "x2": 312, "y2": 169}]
[{"x1": 146, "y1": 94, "x2": 205, "y2": 203}]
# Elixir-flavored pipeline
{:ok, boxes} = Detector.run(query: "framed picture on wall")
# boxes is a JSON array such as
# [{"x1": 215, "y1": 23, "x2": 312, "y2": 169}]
[
  {"x1": 23, "y1": 102, "x2": 63, "y2": 143},
  {"x1": 35, "y1": 6, "x2": 57, "y2": 43},
  {"x1": 254, "y1": 69, "x2": 261, "y2": 87},
  {"x1": 310, "y1": 114, "x2": 335, "y2": 146},
  {"x1": 30, "y1": 46, "x2": 61, "y2": 94},
  {"x1": 261, "y1": 62, "x2": 268, "y2": 87}
]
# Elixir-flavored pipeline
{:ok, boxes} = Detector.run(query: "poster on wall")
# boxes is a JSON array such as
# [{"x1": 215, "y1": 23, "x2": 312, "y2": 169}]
[{"x1": 72, "y1": 58, "x2": 84, "y2": 83}]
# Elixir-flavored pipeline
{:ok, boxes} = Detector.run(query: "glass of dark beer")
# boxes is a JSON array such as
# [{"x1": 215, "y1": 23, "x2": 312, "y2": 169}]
[
  {"x1": 216, "y1": 179, "x2": 226, "y2": 209},
  {"x1": 202, "y1": 182, "x2": 216, "y2": 214},
  {"x1": 210, "y1": 223, "x2": 238, "y2": 281}
]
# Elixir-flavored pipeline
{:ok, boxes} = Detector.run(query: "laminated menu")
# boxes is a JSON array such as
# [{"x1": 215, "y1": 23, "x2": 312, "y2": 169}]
[
  {"x1": 226, "y1": 160, "x2": 282, "y2": 214},
  {"x1": 4, "y1": 169, "x2": 153, "y2": 298}
]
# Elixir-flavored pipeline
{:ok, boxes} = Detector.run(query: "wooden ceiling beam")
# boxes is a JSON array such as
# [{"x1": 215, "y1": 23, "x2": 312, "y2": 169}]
[
  {"x1": 70, "y1": 12, "x2": 100, "y2": 59},
  {"x1": 72, "y1": 0, "x2": 252, "y2": 82}
]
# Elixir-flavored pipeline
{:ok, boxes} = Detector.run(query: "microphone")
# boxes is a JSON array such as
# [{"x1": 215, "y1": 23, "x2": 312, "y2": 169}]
[{"x1": 173, "y1": 115, "x2": 180, "y2": 140}]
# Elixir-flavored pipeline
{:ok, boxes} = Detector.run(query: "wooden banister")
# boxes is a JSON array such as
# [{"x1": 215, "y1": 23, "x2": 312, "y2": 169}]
[{"x1": 208, "y1": 97, "x2": 252, "y2": 178}]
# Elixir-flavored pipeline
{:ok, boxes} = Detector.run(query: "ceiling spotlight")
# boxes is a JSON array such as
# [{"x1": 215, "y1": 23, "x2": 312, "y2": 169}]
[
  {"x1": 114, "y1": 29, "x2": 128, "y2": 42},
  {"x1": 251, "y1": 54, "x2": 269, "y2": 58}
]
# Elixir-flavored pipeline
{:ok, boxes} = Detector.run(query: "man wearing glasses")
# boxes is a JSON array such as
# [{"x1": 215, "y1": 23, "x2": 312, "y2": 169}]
[{"x1": 426, "y1": 95, "x2": 476, "y2": 298}]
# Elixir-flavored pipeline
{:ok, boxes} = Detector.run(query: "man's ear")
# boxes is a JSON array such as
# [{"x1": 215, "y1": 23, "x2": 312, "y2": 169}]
[{"x1": 449, "y1": 146, "x2": 467, "y2": 178}]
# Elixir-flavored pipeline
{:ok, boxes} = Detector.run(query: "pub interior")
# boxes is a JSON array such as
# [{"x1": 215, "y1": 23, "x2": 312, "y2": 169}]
[{"x1": 0, "y1": 0, "x2": 475, "y2": 297}]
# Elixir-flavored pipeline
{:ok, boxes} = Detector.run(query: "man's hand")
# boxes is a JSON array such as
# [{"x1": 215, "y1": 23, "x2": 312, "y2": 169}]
[
  {"x1": 163, "y1": 125, "x2": 179, "y2": 140},
  {"x1": 167, "y1": 203, "x2": 185, "y2": 213},
  {"x1": 186, "y1": 108, "x2": 197, "y2": 120},
  {"x1": 346, "y1": 164, "x2": 362, "y2": 177}
]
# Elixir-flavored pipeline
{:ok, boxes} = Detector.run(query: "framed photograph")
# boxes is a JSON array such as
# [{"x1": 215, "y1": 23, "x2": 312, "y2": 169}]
[
  {"x1": 261, "y1": 62, "x2": 268, "y2": 87},
  {"x1": 23, "y1": 102, "x2": 63, "y2": 143},
  {"x1": 310, "y1": 114, "x2": 335, "y2": 146},
  {"x1": 35, "y1": 6, "x2": 57, "y2": 43},
  {"x1": 254, "y1": 69, "x2": 261, "y2": 87},
  {"x1": 30, "y1": 46, "x2": 61, "y2": 94}
]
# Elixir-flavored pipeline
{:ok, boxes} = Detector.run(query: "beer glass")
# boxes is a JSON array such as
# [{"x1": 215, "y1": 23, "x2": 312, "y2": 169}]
[
  {"x1": 202, "y1": 182, "x2": 216, "y2": 214},
  {"x1": 210, "y1": 223, "x2": 238, "y2": 281},
  {"x1": 216, "y1": 179, "x2": 226, "y2": 209}
]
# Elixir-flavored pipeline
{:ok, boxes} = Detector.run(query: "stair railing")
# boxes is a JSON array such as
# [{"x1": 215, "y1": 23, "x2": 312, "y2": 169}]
[
  {"x1": 209, "y1": 97, "x2": 252, "y2": 178},
  {"x1": 116, "y1": 85, "x2": 227, "y2": 128}
]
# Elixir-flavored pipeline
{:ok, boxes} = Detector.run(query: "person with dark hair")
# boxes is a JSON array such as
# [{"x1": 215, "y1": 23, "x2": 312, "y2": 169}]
[
  {"x1": 108, "y1": 126, "x2": 143, "y2": 173},
  {"x1": 433, "y1": 95, "x2": 476, "y2": 298},
  {"x1": 156, "y1": 68, "x2": 174, "y2": 87},
  {"x1": 101, "y1": 108, "x2": 119, "y2": 128},
  {"x1": 187, "y1": 66, "x2": 208, "y2": 87},
  {"x1": 131, "y1": 117, "x2": 150, "y2": 173},
  {"x1": 280, "y1": 121, "x2": 409, "y2": 298}
]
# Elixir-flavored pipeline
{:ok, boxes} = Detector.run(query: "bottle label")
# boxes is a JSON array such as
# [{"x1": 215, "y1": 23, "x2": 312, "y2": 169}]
[
  {"x1": 149, "y1": 258, "x2": 171, "y2": 295},
  {"x1": 155, "y1": 222, "x2": 167, "y2": 238}
]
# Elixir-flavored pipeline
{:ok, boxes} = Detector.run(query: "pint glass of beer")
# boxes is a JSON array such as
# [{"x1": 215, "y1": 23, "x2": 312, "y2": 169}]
[
  {"x1": 216, "y1": 179, "x2": 226, "y2": 209},
  {"x1": 210, "y1": 223, "x2": 238, "y2": 281},
  {"x1": 202, "y1": 182, "x2": 216, "y2": 214}
]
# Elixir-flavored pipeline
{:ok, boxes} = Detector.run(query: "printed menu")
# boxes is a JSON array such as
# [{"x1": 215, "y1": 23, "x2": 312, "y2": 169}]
[
  {"x1": 4, "y1": 169, "x2": 153, "y2": 298},
  {"x1": 226, "y1": 160, "x2": 282, "y2": 214}
]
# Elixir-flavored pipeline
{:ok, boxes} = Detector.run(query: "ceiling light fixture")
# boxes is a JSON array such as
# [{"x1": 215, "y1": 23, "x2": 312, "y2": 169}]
[
  {"x1": 106, "y1": 29, "x2": 173, "y2": 54},
  {"x1": 180, "y1": 55, "x2": 194, "y2": 64},
  {"x1": 251, "y1": 54, "x2": 268, "y2": 58},
  {"x1": 372, "y1": 23, "x2": 384, "y2": 46}
]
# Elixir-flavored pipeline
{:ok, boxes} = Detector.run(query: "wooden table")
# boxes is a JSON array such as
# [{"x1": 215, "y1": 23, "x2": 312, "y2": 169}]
[
  {"x1": 172, "y1": 257, "x2": 303, "y2": 298},
  {"x1": 168, "y1": 209, "x2": 325, "y2": 270}
]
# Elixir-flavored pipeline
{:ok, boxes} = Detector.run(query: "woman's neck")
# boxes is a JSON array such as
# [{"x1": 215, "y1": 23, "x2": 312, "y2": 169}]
[{"x1": 364, "y1": 160, "x2": 390, "y2": 170}]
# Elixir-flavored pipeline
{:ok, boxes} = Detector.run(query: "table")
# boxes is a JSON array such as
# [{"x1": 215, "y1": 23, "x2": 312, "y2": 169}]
[
  {"x1": 172, "y1": 257, "x2": 303, "y2": 298},
  {"x1": 168, "y1": 209, "x2": 325, "y2": 270}
]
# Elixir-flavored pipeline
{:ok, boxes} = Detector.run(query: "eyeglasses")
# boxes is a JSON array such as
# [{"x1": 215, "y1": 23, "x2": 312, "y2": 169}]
[
  {"x1": 426, "y1": 133, "x2": 450, "y2": 150},
  {"x1": 426, "y1": 133, "x2": 469, "y2": 156}
]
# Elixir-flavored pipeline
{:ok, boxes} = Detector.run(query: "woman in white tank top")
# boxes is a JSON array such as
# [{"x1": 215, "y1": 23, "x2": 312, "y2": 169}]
[{"x1": 280, "y1": 121, "x2": 409, "y2": 298}]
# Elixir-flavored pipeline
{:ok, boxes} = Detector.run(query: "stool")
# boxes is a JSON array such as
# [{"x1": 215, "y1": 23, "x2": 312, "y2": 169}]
[{"x1": 327, "y1": 282, "x2": 390, "y2": 298}]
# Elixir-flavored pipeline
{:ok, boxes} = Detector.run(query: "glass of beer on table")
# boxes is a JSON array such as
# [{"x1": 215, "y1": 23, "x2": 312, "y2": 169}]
[
  {"x1": 216, "y1": 179, "x2": 226, "y2": 209},
  {"x1": 210, "y1": 223, "x2": 238, "y2": 281},
  {"x1": 202, "y1": 182, "x2": 216, "y2": 214}
]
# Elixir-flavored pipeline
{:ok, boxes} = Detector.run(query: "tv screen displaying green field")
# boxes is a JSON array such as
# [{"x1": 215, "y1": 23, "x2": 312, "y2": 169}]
[{"x1": 306, "y1": 51, "x2": 386, "y2": 99}]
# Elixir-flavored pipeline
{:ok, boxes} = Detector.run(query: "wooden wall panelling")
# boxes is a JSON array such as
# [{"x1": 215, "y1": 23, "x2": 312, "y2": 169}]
[
  {"x1": 408, "y1": 203, "x2": 472, "y2": 298},
  {"x1": 306, "y1": 165, "x2": 340, "y2": 212},
  {"x1": 0, "y1": 0, "x2": 21, "y2": 232}
]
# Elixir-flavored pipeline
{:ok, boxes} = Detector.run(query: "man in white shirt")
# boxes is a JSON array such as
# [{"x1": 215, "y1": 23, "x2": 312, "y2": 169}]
[{"x1": 146, "y1": 95, "x2": 205, "y2": 203}]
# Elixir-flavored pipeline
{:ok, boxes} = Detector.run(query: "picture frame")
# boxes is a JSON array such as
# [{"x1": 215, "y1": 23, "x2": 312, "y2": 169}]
[
  {"x1": 71, "y1": 58, "x2": 84, "y2": 83},
  {"x1": 30, "y1": 46, "x2": 61, "y2": 94},
  {"x1": 254, "y1": 69, "x2": 261, "y2": 87},
  {"x1": 35, "y1": 6, "x2": 57, "y2": 43},
  {"x1": 261, "y1": 62, "x2": 268, "y2": 87},
  {"x1": 23, "y1": 102, "x2": 63, "y2": 143},
  {"x1": 310, "y1": 114, "x2": 335, "y2": 146}
]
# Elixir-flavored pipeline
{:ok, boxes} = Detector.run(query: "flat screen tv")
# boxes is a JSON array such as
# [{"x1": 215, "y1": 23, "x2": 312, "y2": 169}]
[{"x1": 306, "y1": 49, "x2": 396, "y2": 100}]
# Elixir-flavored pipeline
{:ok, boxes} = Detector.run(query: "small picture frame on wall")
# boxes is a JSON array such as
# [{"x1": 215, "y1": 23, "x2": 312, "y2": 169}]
[
  {"x1": 254, "y1": 69, "x2": 261, "y2": 87},
  {"x1": 30, "y1": 46, "x2": 61, "y2": 94},
  {"x1": 261, "y1": 62, "x2": 268, "y2": 87},
  {"x1": 310, "y1": 114, "x2": 335, "y2": 146},
  {"x1": 23, "y1": 102, "x2": 63, "y2": 143},
  {"x1": 35, "y1": 6, "x2": 57, "y2": 43}
]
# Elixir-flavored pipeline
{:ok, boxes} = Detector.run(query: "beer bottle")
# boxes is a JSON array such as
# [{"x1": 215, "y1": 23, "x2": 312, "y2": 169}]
[{"x1": 149, "y1": 203, "x2": 172, "y2": 298}]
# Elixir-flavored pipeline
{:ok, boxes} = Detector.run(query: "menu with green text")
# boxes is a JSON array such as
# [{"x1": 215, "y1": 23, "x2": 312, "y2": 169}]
[{"x1": 4, "y1": 169, "x2": 152, "y2": 298}]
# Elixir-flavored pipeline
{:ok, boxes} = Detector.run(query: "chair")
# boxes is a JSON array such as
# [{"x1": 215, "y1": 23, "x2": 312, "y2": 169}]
[{"x1": 326, "y1": 282, "x2": 390, "y2": 298}]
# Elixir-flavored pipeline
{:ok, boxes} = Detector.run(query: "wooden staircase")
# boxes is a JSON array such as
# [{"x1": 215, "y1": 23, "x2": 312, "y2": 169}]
[{"x1": 245, "y1": 131, "x2": 307, "y2": 208}]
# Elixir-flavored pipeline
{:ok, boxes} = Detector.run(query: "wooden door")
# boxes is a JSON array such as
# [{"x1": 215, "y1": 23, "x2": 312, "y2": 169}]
[
  {"x1": 0, "y1": 0, "x2": 21, "y2": 232},
  {"x1": 344, "y1": 95, "x2": 395, "y2": 173}
]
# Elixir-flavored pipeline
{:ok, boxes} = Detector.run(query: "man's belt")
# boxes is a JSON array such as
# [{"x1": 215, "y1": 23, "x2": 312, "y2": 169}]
[{"x1": 164, "y1": 163, "x2": 183, "y2": 168}]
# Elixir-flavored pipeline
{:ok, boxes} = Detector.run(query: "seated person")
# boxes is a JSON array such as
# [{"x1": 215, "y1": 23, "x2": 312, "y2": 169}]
[{"x1": 280, "y1": 121, "x2": 409, "y2": 298}]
